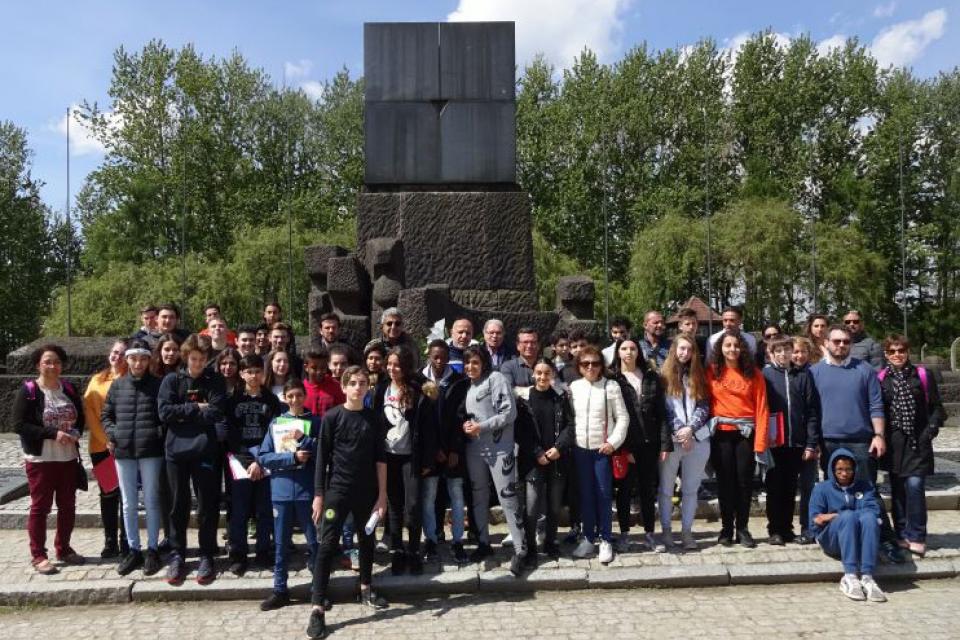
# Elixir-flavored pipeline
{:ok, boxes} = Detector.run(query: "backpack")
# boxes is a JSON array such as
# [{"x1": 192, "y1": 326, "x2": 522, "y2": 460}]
[
  {"x1": 24, "y1": 378, "x2": 78, "y2": 402},
  {"x1": 877, "y1": 366, "x2": 929, "y2": 403}
]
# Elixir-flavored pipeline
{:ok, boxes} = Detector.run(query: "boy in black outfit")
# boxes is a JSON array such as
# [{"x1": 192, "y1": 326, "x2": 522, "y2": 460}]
[
  {"x1": 227, "y1": 354, "x2": 281, "y2": 575},
  {"x1": 307, "y1": 366, "x2": 388, "y2": 639}
]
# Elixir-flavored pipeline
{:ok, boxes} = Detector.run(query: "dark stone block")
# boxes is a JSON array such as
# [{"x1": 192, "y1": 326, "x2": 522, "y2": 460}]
[
  {"x1": 439, "y1": 102, "x2": 516, "y2": 183},
  {"x1": 304, "y1": 245, "x2": 349, "y2": 284},
  {"x1": 357, "y1": 193, "x2": 402, "y2": 258},
  {"x1": 554, "y1": 317, "x2": 601, "y2": 342},
  {"x1": 556, "y1": 276, "x2": 595, "y2": 319},
  {"x1": 372, "y1": 275, "x2": 402, "y2": 308},
  {"x1": 450, "y1": 289, "x2": 537, "y2": 313},
  {"x1": 307, "y1": 289, "x2": 334, "y2": 340},
  {"x1": 339, "y1": 314, "x2": 373, "y2": 354},
  {"x1": 364, "y1": 23, "x2": 440, "y2": 102},
  {"x1": 397, "y1": 285, "x2": 454, "y2": 340},
  {"x1": 7, "y1": 337, "x2": 119, "y2": 376},
  {"x1": 326, "y1": 256, "x2": 371, "y2": 316},
  {"x1": 439, "y1": 22, "x2": 515, "y2": 101},
  {"x1": 364, "y1": 237, "x2": 403, "y2": 278},
  {"x1": 365, "y1": 102, "x2": 441, "y2": 184}
]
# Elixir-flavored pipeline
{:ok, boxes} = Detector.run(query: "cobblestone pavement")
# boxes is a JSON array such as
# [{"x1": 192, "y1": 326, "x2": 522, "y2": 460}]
[{"x1": 3, "y1": 578, "x2": 960, "y2": 639}]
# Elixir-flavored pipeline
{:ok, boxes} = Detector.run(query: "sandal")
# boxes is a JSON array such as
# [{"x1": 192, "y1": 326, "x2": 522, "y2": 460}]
[
  {"x1": 57, "y1": 551, "x2": 86, "y2": 566},
  {"x1": 33, "y1": 558, "x2": 59, "y2": 575}
]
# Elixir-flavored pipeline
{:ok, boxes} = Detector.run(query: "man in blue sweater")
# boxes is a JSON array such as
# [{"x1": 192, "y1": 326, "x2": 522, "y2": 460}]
[{"x1": 810, "y1": 324, "x2": 903, "y2": 563}]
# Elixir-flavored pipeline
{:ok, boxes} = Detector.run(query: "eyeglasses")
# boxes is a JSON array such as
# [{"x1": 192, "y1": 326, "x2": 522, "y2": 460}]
[
  {"x1": 384, "y1": 321, "x2": 402, "y2": 327},
  {"x1": 579, "y1": 360, "x2": 602, "y2": 368},
  {"x1": 830, "y1": 339, "x2": 851, "y2": 345},
  {"x1": 763, "y1": 332, "x2": 780, "y2": 339},
  {"x1": 885, "y1": 348, "x2": 907, "y2": 354},
  {"x1": 843, "y1": 319, "x2": 860, "y2": 325}
]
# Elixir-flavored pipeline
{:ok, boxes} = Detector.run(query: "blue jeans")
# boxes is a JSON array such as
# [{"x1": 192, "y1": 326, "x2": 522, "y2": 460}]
[
  {"x1": 115, "y1": 457, "x2": 164, "y2": 552},
  {"x1": 817, "y1": 509, "x2": 880, "y2": 575},
  {"x1": 822, "y1": 439, "x2": 896, "y2": 544},
  {"x1": 573, "y1": 447, "x2": 613, "y2": 544},
  {"x1": 421, "y1": 475, "x2": 465, "y2": 544},
  {"x1": 229, "y1": 477, "x2": 273, "y2": 556},
  {"x1": 272, "y1": 500, "x2": 317, "y2": 594},
  {"x1": 890, "y1": 474, "x2": 927, "y2": 542}
]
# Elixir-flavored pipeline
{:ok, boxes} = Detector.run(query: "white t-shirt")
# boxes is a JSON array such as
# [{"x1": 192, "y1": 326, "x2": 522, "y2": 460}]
[{"x1": 383, "y1": 383, "x2": 412, "y2": 455}]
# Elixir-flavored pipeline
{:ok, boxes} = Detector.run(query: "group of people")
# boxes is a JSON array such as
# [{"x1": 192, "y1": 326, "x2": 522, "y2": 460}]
[{"x1": 12, "y1": 300, "x2": 945, "y2": 638}]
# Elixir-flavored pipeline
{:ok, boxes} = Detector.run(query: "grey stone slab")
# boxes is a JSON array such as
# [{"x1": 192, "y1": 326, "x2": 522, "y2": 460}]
[
  {"x1": 0, "y1": 467, "x2": 28, "y2": 505},
  {"x1": 440, "y1": 101, "x2": 516, "y2": 183},
  {"x1": 439, "y1": 22, "x2": 515, "y2": 101},
  {"x1": 0, "y1": 579, "x2": 132, "y2": 606},
  {"x1": 303, "y1": 244, "x2": 349, "y2": 283},
  {"x1": 727, "y1": 560, "x2": 843, "y2": 585},
  {"x1": 874, "y1": 559, "x2": 958, "y2": 581},
  {"x1": 364, "y1": 23, "x2": 439, "y2": 102},
  {"x1": 478, "y1": 567, "x2": 588, "y2": 593},
  {"x1": 364, "y1": 102, "x2": 441, "y2": 184},
  {"x1": 6, "y1": 337, "x2": 117, "y2": 375},
  {"x1": 375, "y1": 569, "x2": 479, "y2": 597},
  {"x1": 587, "y1": 564, "x2": 730, "y2": 589}
]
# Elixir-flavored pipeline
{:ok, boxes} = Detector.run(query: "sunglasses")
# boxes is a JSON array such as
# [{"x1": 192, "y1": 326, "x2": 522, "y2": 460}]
[
  {"x1": 579, "y1": 360, "x2": 602, "y2": 368},
  {"x1": 885, "y1": 347, "x2": 907, "y2": 354},
  {"x1": 384, "y1": 320, "x2": 402, "y2": 327},
  {"x1": 830, "y1": 339, "x2": 851, "y2": 345},
  {"x1": 763, "y1": 332, "x2": 780, "y2": 339},
  {"x1": 843, "y1": 319, "x2": 860, "y2": 325}
]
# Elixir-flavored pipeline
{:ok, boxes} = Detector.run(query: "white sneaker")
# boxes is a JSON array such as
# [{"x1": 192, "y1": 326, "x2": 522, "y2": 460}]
[
  {"x1": 598, "y1": 541, "x2": 614, "y2": 564},
  {"x1": 839, "y1": 575, "x2": 866, "y2": 601},
  {"x1": 502, "y1": 533, "x2": 513, "y2": 547},
  {"x1": 860, "y1": 576, "x2": 887, "y2": 603},
  {"x1": 572, "y1": 539, "x2": 596, "y2": 558},
  {"x1": 681, "y1": 531, "x2": 698, "y2": 551}
]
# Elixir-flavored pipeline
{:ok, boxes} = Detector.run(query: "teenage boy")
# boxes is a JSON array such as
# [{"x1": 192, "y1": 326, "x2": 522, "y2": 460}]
[
  {"x1": 762, "y1": 336, "x2": 821, "y2": 545},
  {"x1": 199, "y1": 303, "x2": 237, "y2": 346},
  {"x1": 157, "y1": 303, "x2": 190, "y2": 343},
  {"x1": 254, "y1": 323, "x2": 271, "y2": 356},
  {"x1": 809, "y1": 449, "x2": 887, "y2": 603},
  {"x1": 226, "y1": 354, "x2": 282, "y2": 576},
  {"x1": 328, "y1": 344, "x2": 352, "y2": 381},
  {"x1": 236, "y1": 324, "x2": 258, "y2": 358},
  {"x1": 258, "y1": 378, "x2": 319, "y2": 611},
  {"x1": 132, "y1": 305, "x2": 160, "y2": 344},
  {"x1": 306, "y1": 366, "x2": 388, "y2": 639},
  {"x1": 561, "y1": 329, "x2": 590, "y2": 385},
  {"x1": 303, "y1": 350, "x2": 345, "y2": 419},
  {"x1": 549, "y1": 331, "x2": 572, "y2": 373}
]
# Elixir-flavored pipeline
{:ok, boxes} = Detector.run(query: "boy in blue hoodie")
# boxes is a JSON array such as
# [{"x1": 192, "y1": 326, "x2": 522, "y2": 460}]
[
  {"x1": 809, "y1": 449, "x2": 887, "y2": 603},
  {"x1": 257, "y1": 378, "x2": 319, "y2": 611}
]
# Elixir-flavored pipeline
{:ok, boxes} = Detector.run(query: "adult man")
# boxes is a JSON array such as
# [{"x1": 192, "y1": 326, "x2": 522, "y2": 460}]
[
  {"x1": 156, "y1": 303, "x2": 190, "y2": 343},
  {"x1": 482, "y1": 318, "x2": 515, "y2": 371},
  {"x1": 371, "y1": 308, "x2": 417, "y2": 359},
  {"x1": 500, "y1": 327, "x2": 541, "y2": 395},
  {"x1": 705, "y1": 306, "x2": 758, "y2": 361},
  {"x1": 447, "y1": 317, "x2": 477, "y2": 373},
  {"x1": 601, "y1": 316, "x2": 632, "y2": 365},
  {"x1": 638, "y1": 311, "x2": 670, "y2": 372},
  {"x1": 235, "y1": 325, "x2": 258, "y2": 358},
  {"x1": 317, "y1": 312, "x2": 341, "y2": 350},
  {"x1": 675, "y1": 307, "x2": 708, "y2": 363},
  {"x1": 810, "y1": 324, "x2": 903, "y2": 563},
  {"x1": 843, "y1": 310, "x2": 884, "y2": 369}
]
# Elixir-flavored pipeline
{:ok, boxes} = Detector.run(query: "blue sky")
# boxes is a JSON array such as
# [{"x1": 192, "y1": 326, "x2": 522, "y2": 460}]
[{"x1": 3, "y1": 0, "x2": 957, "y2": 213}]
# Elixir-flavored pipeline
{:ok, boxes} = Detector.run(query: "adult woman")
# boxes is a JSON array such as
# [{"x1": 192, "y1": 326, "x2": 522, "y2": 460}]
[
  {"x1": 102, "y1": 339, "x2": 165, "y2": 576},
  {"x1": 658, "y1": 335, "x2": 711, "y2": 551},
  {"x1": 150, "y1": 334, "x2": 182, "y2": 378},
  {"x1": 372, "y1": 346, "x2": 437, "y2": 575},
  {"x1": 216, "y1": 347, "x2": 242, "y2": 398},
  {"x1": 706, "y1": 332, "x2": 769, "y2": 548},
  {"x1": 461, "y1": 345, "x2": 527, "y2": 575},
  {"x1": 13, "y1": 344, "x2": 86, "y2": 574},
  {"x1": 264, "y1": 350, "x2": 292, "y2": 404},
  {"x1": 879, "y1": 335, "x2": 944, "y2": 557},
  {"x1": 569, "y1": 345, "x2": 629, "y2": 564},
  {"x1": 83, "y1": 339, "x2": 129, "y2": 559},
  {"x1": 158, "y1": 334, "x2": 227, "y2": 585},
  {"x1": 610, "y1": 338, "x2": 666, "y2": 552},
  {"x1": 804, "y1": 314, "x2": 830, "y2": 364}
]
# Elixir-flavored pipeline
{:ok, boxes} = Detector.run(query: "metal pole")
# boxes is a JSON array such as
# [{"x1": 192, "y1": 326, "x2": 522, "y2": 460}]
[
  {"x1": 65, "y1": 107, "x2": 72, "y2": 337},
  {"x1": 283, "y1": 70, "x2": 294, "y2": 329},
  {"x1": 809, "y1": 130, "x2": 818, "y2": 311},
  {"x1": 180, "y1": 112, "x2": 187, "y2": 319},
  {"x1": 602, "y1": 156, "x2": 610, "y2": 333},
  {"x1": 898, "y1": 133, "x2": 908, "y2": 337},
  {"x1": 703, "y1": 106, "x2": 714, "y2": 336}
]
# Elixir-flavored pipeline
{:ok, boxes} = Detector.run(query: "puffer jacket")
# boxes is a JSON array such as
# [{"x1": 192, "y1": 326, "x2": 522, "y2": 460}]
[
  {"x1": 102, "y1": 372, "x2": 164, "y2": 459},
  {"x1": 569, "y1": 377, "x2": 629, "y2": 450}
]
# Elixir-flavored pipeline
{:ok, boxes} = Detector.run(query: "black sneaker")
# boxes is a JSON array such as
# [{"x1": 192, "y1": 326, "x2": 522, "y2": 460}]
[
  {"x1": 165, "y1": 553, "x2": 186, "y2": 586},
  {"x1": 523, "y1": 551, "x2": 539, "y2": 569},
  {"x1": 795, "y1": 534, "x2": 814, "y2": 546},
  {"x1": 423, "y1": 539, "x2": 438, "y2": 562},
  {"x1": 509, "y1": 554, "x2": 524, "y2": 577},
  {"x1": 158, "y1": 538, "x2": 172, "y2": 554},
  {"x1": 390, "y1": 550, "x2": 407, "y2": 575},
  {"x1": 452, "y1": 542, "x2": 468, "y2": 565},
  {"x1": 717, "y1": 531, "x2": 734, "y2": 547},
  {"x1": 143, "y1": 549, "x2": 162, "y2": 576},
  {"x1": 469, "y1": 543, "x2": 493, "y2": 563},
  {"x1": 260, "y1": 591, "x2": 290, "y2": 611},
  {"x1": 117, "y1": 550, "x2": 143, "y2": 576},
  {"x1": 767, "y1": 533, "x2": 785, "y2": 546},
  {"x1": 408, "y1": 552, "x2": 423, "y2": 575},
  {"x1": 101, "y1": 540, "x2": 120, "y2": 559},
  {"x1": 881, "y1": 540, "x2": 906, "y2": 564},
  {"x1": 737, "y1": 530, "x2": 757, "y2": 549},
  {"x1": 543, "y1": 542, "x2": 561, "y2": 560},
  {"x1": 229, "y1": 555, "x2": 247, "y2": 577},
  {"x1": 254, "y1": 550, "x2": 272, "y2": 568},
  {"x1": 196, "y1": 555, "x2": 216, "y2": 585},
  {"x1": 359, "y1": 588, "x2": 388, "y2": 610},
  {"x1": 306, "y1": 609, "x2": 327, "y2": 639}
]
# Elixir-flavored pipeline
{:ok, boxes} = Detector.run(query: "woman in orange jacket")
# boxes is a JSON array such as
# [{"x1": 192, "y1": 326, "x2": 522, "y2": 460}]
[{"x1": 706, "y1": 331, "x2": 768, "y2": 548}]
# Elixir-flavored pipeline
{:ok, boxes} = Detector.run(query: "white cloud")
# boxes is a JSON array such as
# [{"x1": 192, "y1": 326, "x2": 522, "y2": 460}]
[
  {"x1": 49, "y1": 105, "x2": 110, "y2": 156},
  {"x1": 284, "y1": 59, "x2": 312, "y2": 81},
  {"x1": 447, "y1": 0, "x2": 632, "y2": 68},
  {"x1": 722, "y1": 30, "x2": 792, "y2": 67},
  {"x1": 300, "y1": 80, "x2": 325, "y2": 101},
  {"x1": 873, "y1": 2, "x2": 897, "y2": 19},
  {"x1": 817, "y1": 34, "x2": 848, "y2": 56},
  {"x1": 870, "y1": 8, "x2": 947, "y2": 68}
]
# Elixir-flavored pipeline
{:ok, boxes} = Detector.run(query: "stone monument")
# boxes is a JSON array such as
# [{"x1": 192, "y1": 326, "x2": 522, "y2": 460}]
[{"x1": 305, "y1": 22, "x2": 598, "y2": 349}]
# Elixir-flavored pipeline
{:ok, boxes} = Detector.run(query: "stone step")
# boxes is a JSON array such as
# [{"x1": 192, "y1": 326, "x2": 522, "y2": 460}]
[
  {"x1": 940, "y1": 383, "x2": 960, "y2": 402},
  {"x1": 946, "y1": 402, "x2": 960, "y2": 418}
]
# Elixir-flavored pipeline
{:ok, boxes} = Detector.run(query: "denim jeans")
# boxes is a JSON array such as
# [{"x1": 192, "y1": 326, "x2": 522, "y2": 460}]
[
  {"x1": 822, "y1": 439, "x2": 896, "y2": 543},
  {"x1": 115, "y1": 456, "x2": 164, "y2": 552},
  {"x1": 421, "y1": 475, "x2": 465, "y2": 544},
  {"x1": 817, "y1": 509, "x2": 880, "y2": 575},
  {"x1": 889, "y1": 473, "x2": 927, "y2": 542},
  {"x1": 229, "y1": 477, "x2": 274, "y2": 556},
  {"x1": 272, "y1": 500, "x2": 317, "y2": 594},
  {"x1": 573, "y1": 447, "x2": 613, "y2": 544}
]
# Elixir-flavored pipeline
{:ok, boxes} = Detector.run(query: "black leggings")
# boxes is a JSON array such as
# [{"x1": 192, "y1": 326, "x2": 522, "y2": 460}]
[
  {"x1": 522, "y1": 466, "x2": 565, "y2": 551},
  {"x1": 385, "y1": 453, "x2": 421, "y2": 554},
  {"x1": 312, "y1": 491, "x2": 376, "y2": 604},
  {"x1": 91, "y1": 450, "x2": 126, "y2": 549},
  {"x1": 710, "y1": 430, "x2": 756, "y2": 533},
  {"x1": 613, "y1": 444, "x2": 659, "y2": 534},
  {"x1": 765, "y1": 447, "x2": 803, "y2": 537},
  {"x1": 166, "y1": 457, "x2": 220, "y2": 557}
]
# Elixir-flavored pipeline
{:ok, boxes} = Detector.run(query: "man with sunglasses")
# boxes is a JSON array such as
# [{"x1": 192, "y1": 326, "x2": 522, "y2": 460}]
[
  {"x1": 810, "y1": 325, "x2": 904, "y2": 563},
  {"x1": 842, "y1": 310, "x2": 883, "y2": 369}
]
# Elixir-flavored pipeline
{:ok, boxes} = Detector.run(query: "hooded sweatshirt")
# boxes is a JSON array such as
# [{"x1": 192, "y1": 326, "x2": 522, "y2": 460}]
[{"x1": 808, "y1": 448, "x2": 881, "y2": 538}]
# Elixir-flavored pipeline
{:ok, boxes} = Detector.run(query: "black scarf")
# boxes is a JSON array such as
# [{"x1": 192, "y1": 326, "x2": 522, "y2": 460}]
[{"x1": 885, "y1": 363, "x2": 918, "y2": 449}]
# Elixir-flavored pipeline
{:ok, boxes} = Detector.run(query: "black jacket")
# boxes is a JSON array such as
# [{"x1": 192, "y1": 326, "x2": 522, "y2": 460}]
[
  {"x1": 13, "y1": 379, "x2": 85, "y2": 457},
  {"x1": 372, "y1": 378, "x2": 438, "y2": 473},
  {"x1": 158, "y1": 369, "x2": 227, "y2": 462},
  {"x1": 880, "y1": 363, "x2": 944, "y2": 476},
  {"x1": 516, "y1": 387, "x2": 574, "y2": 479},
  {"x1": 612, "y1": 370, "x2": 667, "y2": 453},
  {"x1": 433, "y1": 371, "x2": 471, "y2": 478},
  {"x1": 762, "y1": 363, "x2": 822, "y2": 449},
  {"x1": 102, "y1": 373, "x2": 164, "y2": 459}
]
